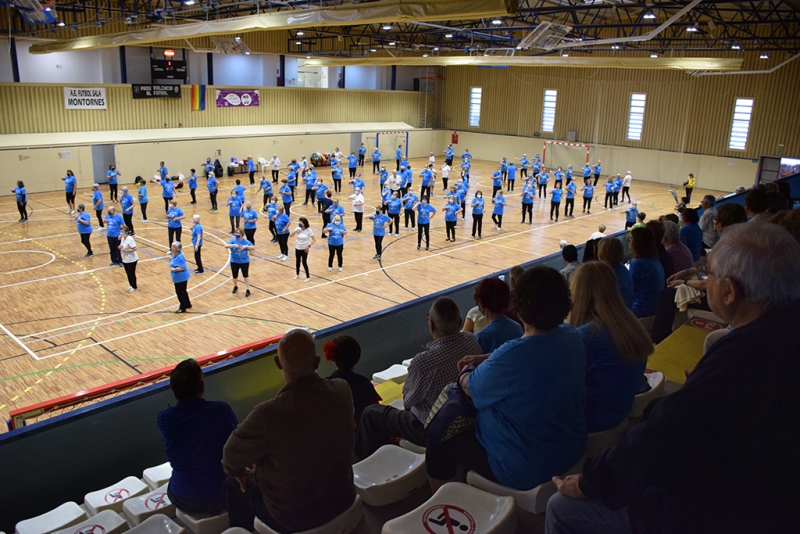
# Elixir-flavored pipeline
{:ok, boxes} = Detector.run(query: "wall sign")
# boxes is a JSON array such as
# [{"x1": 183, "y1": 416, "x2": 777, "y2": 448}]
[
  {"x1": 132, "y1": 84, "x2": 182, "y2": 99},
  {"x1": 64, "y1": 87, "x2": 107, "y2": 109},
  {"x1": 216, "y1": 89, "x2": 260, "y2": 107}
]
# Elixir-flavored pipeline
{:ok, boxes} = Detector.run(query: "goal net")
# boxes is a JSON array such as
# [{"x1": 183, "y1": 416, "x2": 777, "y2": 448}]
[
  {"x1": 371, "y1": 131, "x2": 409, "y2": 162},
  {"x1": 542, "y1": 141, "x2": 591, "y2": 172}
]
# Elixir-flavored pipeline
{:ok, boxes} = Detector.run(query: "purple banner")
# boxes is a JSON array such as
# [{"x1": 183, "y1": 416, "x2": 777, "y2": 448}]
[{"x1": 215, "y1": 89, "x2": 260, "y2": 107}]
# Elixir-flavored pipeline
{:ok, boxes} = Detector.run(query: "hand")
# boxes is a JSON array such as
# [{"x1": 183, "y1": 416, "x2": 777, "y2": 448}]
[
  {"x1": 553, "y1": 475, "x2": 586, "y2": 499},
  {"x1": 235, "y1": 467, "x2": 255, "y2": 493},
  {"x1": 457, "y1": 354, "x2": 489, "y2": 372},
  {"x1": 667, "y1": 268, "x2": 694, "y2": 286}
]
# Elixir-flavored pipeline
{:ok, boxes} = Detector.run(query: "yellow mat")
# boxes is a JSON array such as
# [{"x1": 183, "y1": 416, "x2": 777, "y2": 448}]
[
  {"x1": 648, "y1": 324, "x2": 710, "y2": 385},
  {"x1": 376, "y1": 380, "x2": 404, "y2": 405}
]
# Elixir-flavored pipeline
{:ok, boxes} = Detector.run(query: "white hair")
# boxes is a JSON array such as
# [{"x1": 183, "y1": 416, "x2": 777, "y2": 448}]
[
  {"x1": 663, "y1": 221, "x2": 680, "y2": 245},
  {"x1": 172, "y1": 241, "x2": 183, "y2": 251},
  {"x1": 192, "y1": 214, "x2": 201, "y2": 223},
  {"x1": 711, "y1": 222, "x2": 800, "y2": 309}
]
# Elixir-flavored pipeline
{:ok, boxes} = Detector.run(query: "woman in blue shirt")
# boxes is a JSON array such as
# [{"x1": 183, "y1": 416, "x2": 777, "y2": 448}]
[
  {"x1": 324, "y1": 215, "x2": 348, "y2": 272},
  {"x1": 402, "y1": 190, "x2": 419, "y2": 231},
  {"x1": 302, "y1": 170, "x2": 317, "y2": 206},
  {"x1": 564, "y1": 180, "x2": 577, "y2": 218},
  {"x1": 247, "y1": 156, "x2": 257, "y2": 186},
  {"x1": 104, "y1": 206, "x2": 124, "y2": 266},
  {"x1": 521, "y1": 179, "x2": 535, "y2": 224},
  {"x1": 491, "y1": 191, "x2": 506, "y2": 230},
  {"x1": 313, "y1": 178, "x2": 329, "y2": 214},
  {"x1": 191, "y1": 215, "x2": 204, "y2": 274},
  {"x1": 257, "y1": 176, "x2": 273, "y2": 210},
  {"x1": 12, "y1": 180, "x2": 28, "y2": 222},
  {"x1": 550, "y1": 182, "x2": 563, "y2": 222},
  {"x1": 473, "y1": 277, "x2": 523, "y2": 353},
  {"x1": 679, "y1": 208, "x2": 704, "y2": 262},
  {"x1": 348, "y1": 153, "x2": 358, "y2": 178},
  {"x1": 331, "y1": 163, "x2": 343, "y2": 193},
  {"x1": 207, "y1": 173, "x2": 219, "y2": 212},
  {"x1": 385, "y1": 192, "x2": 402, "y2": 237},
  {"x1": 266, "y1": 198, "x2": 279, "y2": 243},
  {"x1": 241, "y1": 202, "x2": 259, "y2": 245},
  {"x1": 538, "y1": 169, "x2": 550, "y2": 199},
  {"x1": 167, "y1": 200, "x2": 185, "y2": 248},
  {"x1": 135, "y1": 176, "x2": 149, "y2": 222},
  {"x1": 225, "y1": 229, "x2": 255, "y2": 297},
  {"x1": 120, "y1": 186, "x2": 135, "y2": 235},
  {"x1": 62, "y1": 170, "x2": 77, "y2": 213},
  {"x1": 597, "y1": 237, "x2": 635, "y2": 310},
  {"x1": 368, "y1": 208, "x2": 391, "y2": 260},
  {"x1": 629, "y1": 227, "x2": 665, "y2": 318},
  {"x1": 279, "y1": 179, "x2": 293, "y2": 214},
  {"x1": 170, "y1": 242, "x2": 192, "y2": 313},
  {"x1": 471, "y1": 190, "x2": 485, "y2": 239},
  {"x1": 443, "y1": 198, "x2": 461, "y2": 242},
  {"x1": 415, "y1": 198, "x2": 436, "y2": 250},
  {"x1": 582, "y1": 178, "x2": 595, "y2": 214},
  {"x1": 604, "y1": 177, "x2": 615, "y2": 209},
  {"x1": 154, "y1": 175, "x2": 175, "y2": 213},
  {"x1": 274, "y1": 205, "x2": 291, "y2": 260},
  {"x1": 372, "y1": 150, "x2": 382, "y2": 174},
  {"x1": 90, "y1": 184, "x2": 105, "y2": 229},
  {"x1": 426, "y1": 266, "x2": 587, "y2": 491},
  {"x1": 74, "y1": 204, "x2": 93, "y2": 257},
  {"x1": 225, "y1": 192, "x2": 242, "y2": 235},
  {"x1": 188, "y1": 169, "x2": 198, "y2": 204},
  {"x1": 107, "y1": 164, "x2": 120, "y2": 202},
  {"x1": 568, "y1": 261, "x2": 653, "y2": 432}
]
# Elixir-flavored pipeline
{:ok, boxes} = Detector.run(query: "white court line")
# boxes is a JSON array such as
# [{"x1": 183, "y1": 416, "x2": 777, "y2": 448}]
[
  {"x1": 0, "y1": 256, "x2": 166, "y2": 290},
  {"x1": 0, "y1": 321, "x2": 39, "y2": 360},
  {"x1": 0, "y1": 232, "x2": 85, "y2": 246},
  {"x1": 1, "y1": 251, "x2": 57, "y2": 274},
  {"x1": 27, "y1": 206, "x2": 622, "y2": 361}
]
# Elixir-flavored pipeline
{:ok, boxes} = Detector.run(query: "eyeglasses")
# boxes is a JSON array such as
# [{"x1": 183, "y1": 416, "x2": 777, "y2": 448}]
[{"x1": 696, "y1": 265, "x2": 717, "y2": 279}]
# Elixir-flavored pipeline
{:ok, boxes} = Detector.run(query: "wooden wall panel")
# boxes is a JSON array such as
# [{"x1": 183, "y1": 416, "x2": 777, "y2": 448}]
[
  {"x1": 442, "y1": 53, "x2": 800, "y2": 159},
  {"x1": 0, "y1": 84, "x2": 419, "y2": 134}
]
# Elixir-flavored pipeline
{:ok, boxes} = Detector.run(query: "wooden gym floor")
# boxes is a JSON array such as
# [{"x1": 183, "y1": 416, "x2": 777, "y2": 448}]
[{"x1": 0, "y1": 157, "x2": 724, "y2": 429}]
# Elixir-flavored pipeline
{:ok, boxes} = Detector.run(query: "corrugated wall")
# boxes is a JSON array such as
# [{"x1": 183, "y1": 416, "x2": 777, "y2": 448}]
[
  {"x1": 443, "y1": 54, "x2": 800, "y2": 159},
  {"x1": 0, "y1": 84, "x2": 419, "y2": 134}
]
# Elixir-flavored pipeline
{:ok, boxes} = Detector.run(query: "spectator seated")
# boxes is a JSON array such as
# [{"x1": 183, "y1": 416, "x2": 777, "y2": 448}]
[
  {"x1": 253, "y1": 495, "x2": 362, "y2": 534},
  {"x1": 84, "y1": 476, "x2": 149, "y2": 515},
  {"x1": 53, "y1": 511, "x2": 128, "y2": 534},
  {"x1": 175, "y1": 511, "x2": 229, "y2": 534},
  {"x1": 15, "y1": 502, "x2": 87, "y2": 534},
  {"x1": 382, "y1": 483, "x2": 516, "y2": 534},
  {"x1": 127, "y1": 514, "x2": 186, "y2": 534},
  {"x1": 123, "y1": 484, "x2": 175, "y2": 525},
  {"x1": 371, "y1": 364, "x2": 408, "y2": 384},
  {"x1": 143, "y1": 463, "x2": 172, "y2": 490},
  {"x1": 352, "y1": 445, "x2": 427, "y2": 506}
]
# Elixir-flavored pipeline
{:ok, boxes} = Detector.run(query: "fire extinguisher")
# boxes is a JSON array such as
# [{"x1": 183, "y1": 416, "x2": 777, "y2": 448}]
[{"x1": 452, "y1": 131, "x2": 459, "y2": 144}]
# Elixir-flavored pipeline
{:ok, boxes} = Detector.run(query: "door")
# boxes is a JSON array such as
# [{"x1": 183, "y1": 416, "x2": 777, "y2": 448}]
[
  {"x1": 92, "y1": 144, "x2": 116, "y2": 184},
  {"x1": 350, "y1": 132, "x2": 363, "y2": 157}
]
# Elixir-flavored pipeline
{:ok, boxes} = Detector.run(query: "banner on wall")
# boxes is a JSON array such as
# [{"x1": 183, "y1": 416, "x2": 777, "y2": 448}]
[
  {"x1": 215, "y1": 89, "x2": 260, "y2": 108},
  {"x1": 131, "y1": 84, "x2": 182, "y2": 99},
  {"x1": 191, "y1": 85, "x2": 206, "y2": 111},
  {"x1": 64, "y1": 87, "x2": 107, "y2": 109}
]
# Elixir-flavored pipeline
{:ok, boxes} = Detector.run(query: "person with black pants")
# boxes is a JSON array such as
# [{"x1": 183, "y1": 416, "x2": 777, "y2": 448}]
[
  {"x1": 75, "y1": 204, "x2": 93, "y2": 257},
  {"x1": 415, "y1": 199, "x2": 436, "y2": 250},
  {"x1": 471, "y1": 192, "x2": 485, "y2": 238},
  {"x1": 582, "y1": 179, "x2": 595, "y2": 214},
  {"x1": 91, "y1": 183, "x2": 105, "y2": 229},
  {"x1": 368, "y1": 209, "x2": 391, "y2": 260},
  {"x1": 169, "y1": 242, "x2": 192, "y2": 313},
  {"x1": 191, "y1": 215, "x2": 204, "y2": 274},
  {"x1": 13, "y1": 180, "x2": 28, "y2": 222},
  {"x1": 550, "y1": 183, "x2": 563, "y2": 222},
  {"x1": 166, "y1": 200, "x2": 185, "y2": 248},
  {"x1": 120, "y1": 186, "x2": 135, "y2": 235},
  {"x1": 119, "y1": 227, "x2": 138, "y2": 292},
  {"x1": 372, "y1": 149, "x2": 382, "y2": 174}
]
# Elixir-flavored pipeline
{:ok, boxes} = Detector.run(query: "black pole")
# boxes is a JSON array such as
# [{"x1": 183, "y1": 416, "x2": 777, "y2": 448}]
[
  {"x1": 207, "y1": 52, "x2": 214, "y2": 85},
  {"x1": 278, "y1": 55, "x2": 285, "y2": 87},
  {"x1": 341, "y1": 66, "x2": 346, "y2": 89},
  {"x1": 9, "y1": 37, "x2": 20, "y2": 83},
  {"x1": 391, "y1": 65, "x2": 396, "y2": 90},
  {"x1": 119, "y1": 46, "x2": 128, "y2": 84}
]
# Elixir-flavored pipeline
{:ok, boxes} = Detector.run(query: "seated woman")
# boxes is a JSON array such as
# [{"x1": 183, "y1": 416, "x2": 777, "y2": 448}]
[
  {"x1": 597, "y1": 237, "x2": 634, "y2": 310},
  {"x1": 426, "y1": 266, "x2": 587, "y2": 491},
  {"x1": 568, "y1": 262, "x2": 654, "y2": 432},
  {"x1": 323, "y1": 335, "x2": 381, "y2": 424},
  {"x1": 662, "y1": 220, "x2": 694, "y2": 273},
  {"x1": 473, "y1": 277, "x2": 523, "y2": 353},
  {"x1": 461, "y1": 305, "x2": 488, "y2": 334},
  {"x1": 629, "y1": 227, "x2": 665, "y2": 319}
]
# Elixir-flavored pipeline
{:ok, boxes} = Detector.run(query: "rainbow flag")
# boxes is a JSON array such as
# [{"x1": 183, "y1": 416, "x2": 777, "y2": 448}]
[{"x1": 191, "y1": 85, "x2": 206, "y2": 111}]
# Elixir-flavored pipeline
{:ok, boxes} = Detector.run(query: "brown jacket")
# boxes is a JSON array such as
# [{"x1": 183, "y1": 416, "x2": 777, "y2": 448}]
[{"x1": 223, "y1": 374, "x2": 355, "y2": 531}]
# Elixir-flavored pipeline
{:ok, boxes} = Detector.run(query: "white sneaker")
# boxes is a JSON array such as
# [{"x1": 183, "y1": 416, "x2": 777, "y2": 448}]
[
  {"x1": 281, "y1": 255, "x2": 288, "y2": 261},
  {"x1": 395, "y1": 233, "x2": 400, "y2": 236},
  {"x1": 328, "y1": 267, "x2": 333, "y2": 272},
  {"x1": 338, "y1": 267, "x2": 343, "y2": 272},
  {"x1": 69, "y1": 210, "x2": 74, "y2": 214},
  {"x1": 128, "y1": 287, "x2": 137, "y2": 293},
  {"x1": 304, "y1": 277, "x2": 311, "y2": 283},
  {"x1": 96, "y1": 226, "x2": 104, "y2": 231},
  {"x1": 294, "y1": 275, "x2": 299, "y2": 280}
]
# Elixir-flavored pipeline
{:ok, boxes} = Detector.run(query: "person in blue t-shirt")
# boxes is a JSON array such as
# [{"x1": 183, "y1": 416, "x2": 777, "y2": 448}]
[
  {"x1": 593, "y1": 160, "x2": 602, "y2": 186},
  {"x1": 378, "y1": 167, "x2": 389, "y2": 190},
  {"x1": 550, "y1": 182, "x2": 564, "y2": 222},
  {"x1": 519, "y1": 154, "x2": 530, "y2": 178},
  {"x1": 506, "y1": 163, "x2": 518, "y2": 192},
  {"x1": 225, "y1": 230, "x2": 255, "y2": 297},
  {"x1": 265, "y1": 198, "x2": 279, "y2": 243},
  {"x1": 12, "y1": 180, "x2": 28, "y2": 222},
  {"x1": 583, "y1": 164, "x2": 592, "y2": 181},
  {"x1": 492, "y1": 191, "x2": 506, "y2": 230},
  {"x1": 372, "y1": 149, "x2": 382, "y2": 174},
  {"x1": 402, "y1": 190, "x2": 419, "y2": 231},
  {"x1": 63, "y1": 170, "x2": 77, "y2": 213},
  {"x1": 90, "y1": 183, "x2": 105, "y2": 229},
  {"x1": 134, "y1": 176, "x2": 149, "y2": 221},
  {"x1": 241, "y1": 202, "x2": 259, "y2": 245},
  {"x1": 246, "y1": 156, "x2": 257, "y2": 186},
  {"x1": 420, "y1": 165, "x2": 434, "y2": 200},
  {"x1": 166, "y1": 200, "x2": 185, "y2": 248},
  {"x1": 461, "y1": 149, "x2": 472, "y2": 162},
  {"x1": 153, "y1": 175, "x2": 176, "y2": 212},
  {"x1": 105, "y1": 206, "x2": 124, "y2": 266},
  {"x1": 473, "y1": 277, "x2": 524, "y2": 353},
  {"x1": 582, "y1": 179, "x2": 595, "y2": 214},
  {"x1": 492, "y1": 169, "x2": 503, "y2": 199},
  {"x1": 471, "y1": 190, "x2": 485, "y2": 238},
  {"x1": 612, "y1": 174, "x2": 623, "y2": 206},
  {"x1": 368, "y1": 208, "x2": 391, "y2": 260},
  {"x1": 604, "y1": 176, "x2": 615, "y2": 209},
  {"x1": 274, "y1": 205, "x2": 291, "y2": 259},
  {"x1": 207, "y1": 173, "x2": 219, "y2": 212},
  {"x1": 349, "y1": 175, "x2": 366, "y2": 197},
  {"x1": 257, "y1": 176, "x2": 273, "y2": 209},
  {"x1": 629, "y1": 228, "x2": 665, "y2": 318},
  {"x1": 169, "y1": 242, "x2": 192, "y2": 312},
  {"x1": 500, "y1": 157, "x2": 509, "y2": 183},
  {"x1": 74, "y1": 204, "x2": 93, "y2": 257},
  {"x1": 188, "y1": 169, "x2": 198, "y2": 204},
  {"x1": 461, "y1": 158, "x2": 471, "y2": 183},
  {"x1": 120, "y1": 186, "x2": 135, "y2": 235},
  {"x1": 415, "y1": 198, "x2": 437, "y2": 250},
  {"x1": 159, "y1": 161, "x2": 169, "y2": 183},
  {"x1": 157, "y1": 359, "x2": 238, "y2": 513},
  {"x1": 191, "y1": 215, "x2": 204, "y2": 274},
  {"x1": 455, "y1": 180, "x2": 468, "y2": 220},
  {"x1": 324, "y1": 215, "x2": 347, "y2": 272},
  {"x1": 425, "y1": 266, "x2": 586, "y2": 492},
  {"x1": 358, "y1": 143, "x2": 367, "y2": 167},
  {"x1": 107, "y1": 164, "x2": 120, "y2": 202},
  {"x1": 204, "y1": 158, "x2": 214, "y2": 177},
  {"x1": 279, "y1": 179, "x2": 293, "y2": 214},
  {"x1": 331, "y1": 163, "x2": 343, "y2": 193},
  {"x1": 285, "y1": 168, "x2": 298, "y2": 200},
  {"x1": 538, "y1": 169, "x2": 550, "y2": 199},
  {"x1": 679, "y1": 209, "x2": 704, "y2": 262},
  {"x1": 566, "y1": 165, "x2": 574, "y2": 184},
  {"x1": 347, "y1": 153, "x2": 358, "y2": 178},
  {"x1": 226, "y1": 192, "x2": 243, "y2": 234},
  {"x1": 564, "y1": 179, "x2": 577, "y2": 218},
  {"x1": 445, "y1": 145, "x2": 454, "y2": 165},
  {"x1": 625, "y1": 202, "x2": 639, "y2": 230},
  {"x1": 313, "y1": 178, "x2": 329, "y2": 214},
  {"x1": 302, "y1": 171, "x2": 317, "y2": 206},
  {"x1": 395, "y1": 146, "x2": 404, "y2": 171},
  {"x1": 521, "y1": 179, "x2": 535, "y2": 224},
  {"x1": 532, "y1": 160, "x2": 542, "y2": 177},
  {"x1": 443, "y1": 198, "x2": 461, "y2": 242},
  {"x1": 385, "y1": 192, "x2": 402, "y2": 236}
]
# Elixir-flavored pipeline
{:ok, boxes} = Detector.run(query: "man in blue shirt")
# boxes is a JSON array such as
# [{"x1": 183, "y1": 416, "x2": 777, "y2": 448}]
[
  {"x1": 396, "y1": 146, "x2": 403, "y2": 171},
  {"x1": 91, "y1": 184, "x2": 105, "y2": 229},
  {"x1": 105, "y1": 206, "x2": 124, "y2": 266},
  {"x1": 208, "y1": 174, "x2": 219, "y2": 212},
  {"x1": 604, "y1": 177, "x2": 615, "y2": 209},
  {"x1": 158, "y1": 359, "x2": 238, "y2": 514},
  {"x1": 347, "y1": 153, "x2": 358, "y2": 178},
  {"x1": 519, "y1": 154, "x2": 530, "y2": 178},
  {"x1": 358, "y1": 143, "x2": 367, "y2": 167},
  {"x1": 461, "y1": 149, "x2": 472, "y2": 162},
  {"x1": 415, "y1": 199, "x2": 437, "y2": 250},
  {"x1": 679, "y1": 209, "x2": 704, "y2": 262},
  {"x1": 368, "y1": 208, "x2": 391, "y2": 260},
  {"x1": 593, "y1": 160, "x2": 602, "y2": 186},
  {"x1": 506, "y1": 163, "x2": 518, "y2": 192},
  {"x1": 188, "y1": 169, "x2": 198, "y2": 204},
  {"x1": 107, "y1": 164, "x2": 119, "y2": 202},
  {"x1": 159, "y1": 161, "x2": 169, "y2": 182},
  {"x1": 371, "y1": 149, "x2": 382, "y2": 174}
]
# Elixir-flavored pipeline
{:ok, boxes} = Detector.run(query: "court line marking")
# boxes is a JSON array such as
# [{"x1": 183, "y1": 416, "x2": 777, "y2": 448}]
[
  {"x1": 1, "y1": 251, "x2": 57, "y2": 274},
  {"x1": 26, "y1": 206, "x2": 621, "y2": 361},
  {"x1": 0, "y1": 321, "x2": 39, "y2": 360}
]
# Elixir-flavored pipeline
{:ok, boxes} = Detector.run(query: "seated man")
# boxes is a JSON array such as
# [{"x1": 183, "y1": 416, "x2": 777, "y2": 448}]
[
  {"x1": 355, "y1": 297, "x2": 483, "y2": 459},
  {"x1": 546, "y1": 222, "x2": 800, "y2": 534},
  {"x1": 222, "y1": 329, "x2": 355, "y2": 532},
  {"x1": 560, "y1": 245, "x2": 582, "y2": 283},
  {"x1": 157, "y1": 359, "x2": 238, "y2": 514}
]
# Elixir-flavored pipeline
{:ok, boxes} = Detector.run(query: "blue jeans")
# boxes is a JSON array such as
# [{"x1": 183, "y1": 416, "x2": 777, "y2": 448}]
[{"x1": 546, "y1": 493, "x2": 631, "y2": 534}]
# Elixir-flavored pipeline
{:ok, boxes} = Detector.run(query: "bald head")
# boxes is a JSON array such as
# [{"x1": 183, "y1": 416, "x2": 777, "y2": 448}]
[{"x1": 275, "y1": 329, "x2": 319, "y2": 380}]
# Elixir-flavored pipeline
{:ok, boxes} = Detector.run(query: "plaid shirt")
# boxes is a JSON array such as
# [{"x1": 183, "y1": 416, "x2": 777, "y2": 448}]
[{"x1": 403, "y1": 332, "x2": 483, "y2": 421}]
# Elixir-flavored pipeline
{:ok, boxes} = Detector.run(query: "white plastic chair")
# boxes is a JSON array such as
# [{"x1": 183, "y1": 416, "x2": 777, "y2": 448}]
[
  {"x1": 123, "y1": 484, "x2": 175, "y2": 525},
  {"x1": 52, "y1": 511, "x2": 129, "y2": 534},
  {"x1": 353, "y1": 445, "x2": 427, "y2": 506},
  {"x1": 253, "y1": 495, "x2": 362, "y2": 534},
  {"x1": 15, "y1": 502, "x2": 87, "y2": 534},
  {"x1": 585, "y1": 419, "x2": 628, "y2": 459},
  {"x1": 143, "y1": 463, "x2": 173, "y2": 490},
  {"x1": 372, "y1": 364, "x2": 408, "y2": 384},
  {"x1": 258, "y1": 158, "x2": 268, "y2": 173},
  {"x1": 174, "y1": 511, "x2": 229, "y2": 534},
  {"x1": 127, "y1": 514, "x2": 186, "y2": 534},
  {"x1": 84, "y1": 476, "x2": 149, "y2": 515},
  {"x1": 389, "y1": 399, "x2": 404, "y2": 410},
  {"x1": 382, "y1": 482, "x2": 516, "y2": 534},
  {"x1": 221, "y1": 529, "x2": 251, "y2": 534},
  {"x1": 629, "y1": 370, "x2": 666, "y2": 418},
  {"x1": 401, "y1": 358, "x2": 413, "y2": 367}
]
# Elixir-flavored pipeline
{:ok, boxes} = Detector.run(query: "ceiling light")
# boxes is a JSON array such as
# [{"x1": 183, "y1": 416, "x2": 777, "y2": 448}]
[
  {"x1": 650, "y1": 53, "x2": 658, "y2": 58},
  {"x1": 686, "y1": 24, "x2": 698, "y2": 32},
  {"x1": 370, "y1": 48, "x2": 377, "y2": 52},
  {"x1": 611, "y1": 45, "x2": 620, "y2": 49},
  {"x1": 445, "y1": 33, "x2": 453, "y2": 38},
  {"x1": 515, "y1": 46, "x2": 522, "y2": 50},
  {"x1": 760, "y1": 54, "x2": 769, "y2": 59},
  {"x1": 184, "y1": 0, "x2": 195, "y2": 5},
  {"x1": 423, "y1": 54, "x2": 429, "y2": 57},
  {"x1": 388, "y1": 41, "x2": 396, "y2": 45},
  {"x1": 643, "y1": 9, "x2": 656, "y2": 19},
  {"x1": 296, "y1": 41, "x2": 301, "y2": 45},
  {"x1": 731, "y1": 44, "x2": 741, "y2": 50},
  {"x1": 433, "y1": 47, "x2": 439, "y2": 51},
  {"x1": 491, "y1": 19, "x2": 502, "y2": 25},
  {"x1": 57, "y1": 21, "x2": 65, "y2": 27},
  {"x1": 44, "y1": 7, "x2": 50, "y2": 11},
  {"x1": 382, "y1": 24, "x2": 392, "y2": 30},
  {"x1": 297, "y1": 31, "x2": 304, "y2": 36}
]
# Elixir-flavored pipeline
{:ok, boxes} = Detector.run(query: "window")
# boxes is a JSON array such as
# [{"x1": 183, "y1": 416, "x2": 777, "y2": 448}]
[
  {"x1": 728, "y1": 98, "x2": 754, "y2": 151},
  {"x1": 542, "y1": 89, "x2": 557, "y2": 133},
  {"x1": 469, "y1": 87, "x2": 482, "y2": 127},
  {"x1": 627, "y1": 93, "x2": 647, "y2": 141}
]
